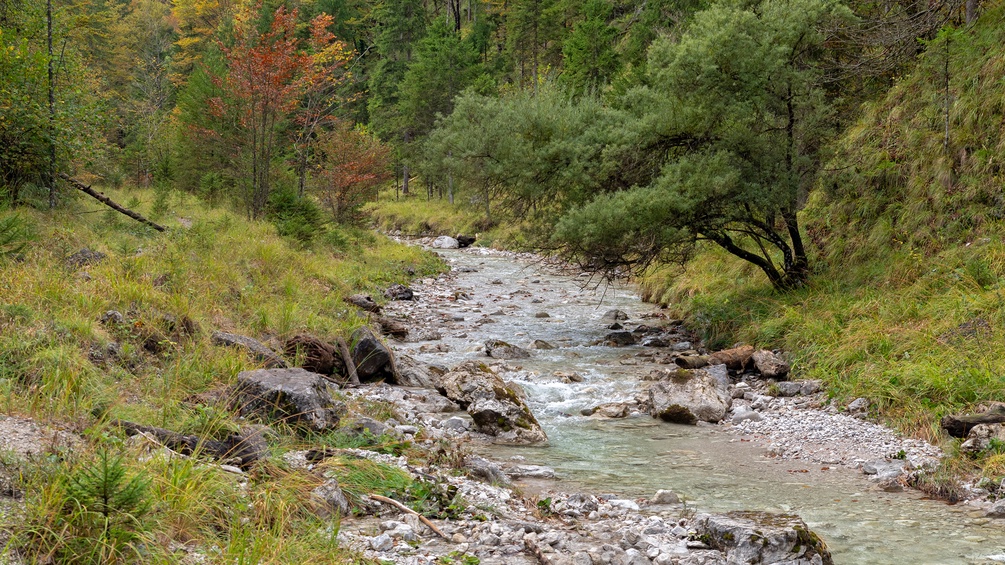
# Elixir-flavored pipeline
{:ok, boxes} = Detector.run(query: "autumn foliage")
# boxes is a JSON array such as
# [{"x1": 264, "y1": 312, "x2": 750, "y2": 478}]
[{"x1": 312, "y1": 121, "x2": 392, "y2": 223}]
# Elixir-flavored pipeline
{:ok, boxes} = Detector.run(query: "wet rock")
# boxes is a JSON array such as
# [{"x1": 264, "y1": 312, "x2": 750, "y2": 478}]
[
  {"x1": 649, "y1": 368, "x2": 731, "y2": 424},
  {"x1": 504, "y1": 464, "x2": 557, "y2": 479},
  {"x1": 393, "y1": 354, "x2": 437, "y2": 388},
  {"x1": 234, "y1": 368, "x2": 343, "y2": 431},
  {"x1": 535, "y1": 312, "x2": 551, "y2": 318},
  {"x1": 350, "y1": 327, "x2": 393, "y2": 380},
  {"x1": 469, "y1": 397, "x2": 548, "y2": 444},
  {"x1": 432, "y1": 235, "x2": 460, "y2": 249},
  {"x1": 67, "y1": 248, "x2": 106, "y2": 268},
  {"x1": 555, "y1": 371, "x2": 584, "y2": 383},
  {"x1": 437, "y1": 362, "x2": 547, "y2": 444},
  {"x1": 344, "y1": 294, "x2": 382, "y2": 314},
  {"x1": 456, "y1": 234, "x2": 476, "y2": 248},
  {"x1": 530, "y1": 339, "x2": 555, "y2": 350},
  {"x1": 650, "y1": 490, "x2": 680, "y2": 505},
  {"x1": 986, "y1": 499, "x2": 1005, "y2": 518},
  {"x1": 283, "y1": 334, "x2": 340, "y2": 375},
  {"x1": 604, "y1": 331, "x2": 636, "y2": 347},
  {"x1": 671, "y1": 341, "x2": 693, "y2": 352},
  {"x1": 608, "y1": 322, "x2": 624, "y2": 330},
  {"x1": 212, "y1": 331, "x2": 287, "y2": 368},
  {"x1": 694, "y1": 511, "x2": 833, "y2": 565},
  {"x1": 485, "y1": 339, "x2": 531, "y2": 359},
  {"x1": 752, "y1": 349, "x2": 790, "y2": 379},
  {"x1": 383, "y1": 283, "x2": 415, "y2": 301},
  {"x1": 602, "y1": 309, "x2": 630, "y2": 322},
  {"x1": 706, "y1": 345, "x2": 754, "y2": 371},
  {"x1": 588, "y1": 402, "x2": 633, "y2": 419}
]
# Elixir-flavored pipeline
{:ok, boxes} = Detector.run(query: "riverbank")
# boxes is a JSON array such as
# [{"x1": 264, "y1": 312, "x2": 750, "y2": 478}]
[{"x1": 375, "y1": 241, "x2": 1005, "y2": 563}]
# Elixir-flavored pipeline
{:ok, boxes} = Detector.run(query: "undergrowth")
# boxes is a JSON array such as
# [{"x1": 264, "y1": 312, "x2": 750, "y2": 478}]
[{"x1": 0, "y1": 183, "x2": 445, "y2": 562}]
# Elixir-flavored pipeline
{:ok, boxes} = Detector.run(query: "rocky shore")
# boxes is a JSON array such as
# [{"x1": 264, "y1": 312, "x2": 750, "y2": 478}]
[{"x1": 5, "y1": 240, "x2": 1002, "y2": 564}]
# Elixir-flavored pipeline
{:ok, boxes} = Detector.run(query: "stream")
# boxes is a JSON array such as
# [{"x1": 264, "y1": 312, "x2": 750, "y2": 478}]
[{"x1": 393, "y1": 247, "x2": 1005, "y2": 564}]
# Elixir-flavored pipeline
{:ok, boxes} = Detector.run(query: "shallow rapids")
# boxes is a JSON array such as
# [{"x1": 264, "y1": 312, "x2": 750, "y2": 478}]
[{"x1": 392, "y1": 247, "x2": 1005, "y2": 564}]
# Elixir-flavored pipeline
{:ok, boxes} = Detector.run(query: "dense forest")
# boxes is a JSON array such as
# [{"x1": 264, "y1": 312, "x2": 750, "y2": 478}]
[{"x1": 1, "y1": 0, "x2": 983, "y2": 288}]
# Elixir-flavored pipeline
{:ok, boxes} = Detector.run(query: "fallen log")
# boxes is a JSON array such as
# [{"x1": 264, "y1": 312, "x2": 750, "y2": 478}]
[
  {"x1": 335, "y1": 336, "x2": 360, "y2": 387},
  {"x1": 674, "y1": 355, "x2": 709, "y2": 370},
  {"x1": 369, "y1": 494, "x2": 449, "y2": 540},
  {"x1": 59, "y1": 174, "x2": 166, "y2": 232},
  {"x1": 941, "y1": 405, "x2": 1005, "y2": 438},
  {"x1": 111, "y1": 419, "x2": 267, "y2": 468},
  {"x1": 707, "y1": 345, "x2": 755, "y2": 371},
  {"x1": 344, "y1": 294, "x2": 381, "y2": 314}
]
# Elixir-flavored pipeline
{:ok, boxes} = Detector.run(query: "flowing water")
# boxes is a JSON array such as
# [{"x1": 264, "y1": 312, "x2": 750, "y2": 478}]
[{"x1": 400, "y1": 248, "x2": 1005, "y2": 564}]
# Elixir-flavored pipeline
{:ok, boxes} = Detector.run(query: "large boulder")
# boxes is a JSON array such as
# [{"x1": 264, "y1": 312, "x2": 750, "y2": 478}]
[
  {"x1": 695, "y1": 511, "x2": 833, "y2": 565},
  {"x1": 351, "y1": 327, "x2": 394, "y2": 381},
  {"x1": 456, "y1": 234, "x2": 476, "y2": 248},
  {"x1": 212, "y1": 331, "x2": 287, "y2": 368},
  {"x1": 649, "y1": 368, "x2": 731, "y2": 424},
  {"x1": 752, "y1": 349, "x2": 791, "y2": 379},
  {"x1": 437, "y1": 362, "x2": 547, "y2": 444},
  {"x1": 234, "y1": 368, "x2": 344, "y2": 431},
  {"x1": 484, "y1": 339, "x2": 531, "y2": 359},
  {"x1": 393, "y1": 354, "x2": 438, "y2": 388},
  {"x1": 468, "y1": 397, "x2": 548, "y2": 444},
  {"x1": 432, "y1": 235, "x2": 460, "y2": 249}
]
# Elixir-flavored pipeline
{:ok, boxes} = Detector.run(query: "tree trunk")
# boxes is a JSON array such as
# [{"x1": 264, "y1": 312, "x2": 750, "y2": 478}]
[
  {"x1": 941, "y1": 405, "x2": 1005, "y2": 438},
  {"x1": 60, "y1": 174, "x2": 166, "y2": 231},
  {"x1": 47, "y1": 0, "x2": 56, "y2": 209},
  {"x1": 966, "y1": 0, "x2": 979, "y2": 23}
]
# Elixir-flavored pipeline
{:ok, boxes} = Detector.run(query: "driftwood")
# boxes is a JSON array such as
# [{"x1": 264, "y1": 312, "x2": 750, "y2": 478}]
[
  {"x1": 335, "y1": 336, "x2": 360, "y2": 387},
  {"x1": 111, "y1": 419, "x2": 266, "y2": 468},
  {"x1": 707, "y1": 345, "x2": 755, "y2": 371},
  {"x1": 674, "y1": 355, "x2": 709, "y2": 370},
  {"x1": 345, "y1": 294, "x2": 382, "y2": 314},
  {"x1": 941, "y1": 405, "x2": 1005, "y2": 438},
  {"x1": 59, "y1": 174, "x2": 166, "y2": 232},
  {"x1": 374, "y1": 315, "x2": 409, "y2": 339},
  {"x1": 369, "y1": 494, "x2": 449, "y2": 540}
]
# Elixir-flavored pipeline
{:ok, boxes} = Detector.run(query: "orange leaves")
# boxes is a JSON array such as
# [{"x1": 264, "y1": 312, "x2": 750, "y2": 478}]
[{"x1": 312, "y1": 120, "x2": 393, "y2": 222}]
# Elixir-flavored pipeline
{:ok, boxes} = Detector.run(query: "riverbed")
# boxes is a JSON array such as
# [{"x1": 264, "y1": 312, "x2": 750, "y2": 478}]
[{"x1": 388, "y1": 246, "x2": 1005, "y2": 564}]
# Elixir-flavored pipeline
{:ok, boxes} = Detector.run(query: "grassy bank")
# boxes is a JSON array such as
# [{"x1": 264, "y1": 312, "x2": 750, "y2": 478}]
[{"x1": 0, "y1": 186, "x2": 446, "y2": 563}]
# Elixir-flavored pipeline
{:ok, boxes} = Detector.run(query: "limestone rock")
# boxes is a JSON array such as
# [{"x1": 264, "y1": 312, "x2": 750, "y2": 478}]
[
  {"x1": 351, "y1": 327, "x2": 393, "y2": 380},
  {"x1": 212, "y1": 331, "x2": 287, "y2": 368},
  {"x1": 234, "y1": 368, "x2": 343, "y2": 431},
  {"x1": 393, "y1": 354, "x2": 437, "y2": 388},
  {"x1": 485, "y1": 339, "x2": 531, "y2": 359},
  {"x1": 961, "y1": 423, "x2": 1005, "y2": 453},
  {"x1": 432, "y1": 235, "x2": 460, "y2": 249},
  {"x1": 694, "y1": 511, "x2": 833, "y2": 565},
  {"x1": 311, "y1": 477, "x2": 350, "y2": 518},
  {"x1": 649, "y1": 368, "x2": 731, "y2": 424},
  {"x1": 464, "y1": 455, "x2": 510, "y2": 485},
  {"x1": 437, "y1": 361, "x2": 547, "y2": 444},
  {"x1": 650, "y1": 489, "x2": 680, "y2": 504},
  {"x1": 530, "y1": 339, "x2": 555, "y2": 350},
  {"x1": 752, "y1": 349, "x2": 791, "y2": 379}
]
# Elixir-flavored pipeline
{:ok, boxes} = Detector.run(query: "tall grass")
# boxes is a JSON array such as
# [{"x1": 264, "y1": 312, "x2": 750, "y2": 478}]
[{"x1": 0, "y1": 184, "x2": 445, "y2": 562}]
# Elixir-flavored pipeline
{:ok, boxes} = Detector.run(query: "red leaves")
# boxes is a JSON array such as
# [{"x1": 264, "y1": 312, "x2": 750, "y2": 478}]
[{"x1": 313, "y1": 120, "x2": 393, "y2": 221}]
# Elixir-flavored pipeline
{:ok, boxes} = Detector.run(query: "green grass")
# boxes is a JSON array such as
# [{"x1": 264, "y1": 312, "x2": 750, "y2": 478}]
[{"x1": 0, "y1": 183, "x2": 448, "y2": 563}]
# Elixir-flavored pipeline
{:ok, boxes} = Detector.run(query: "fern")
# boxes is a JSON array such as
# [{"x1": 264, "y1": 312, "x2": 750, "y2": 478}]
[{"x1": 0, "y1": 212, "x2": 32, "y2": 258}]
